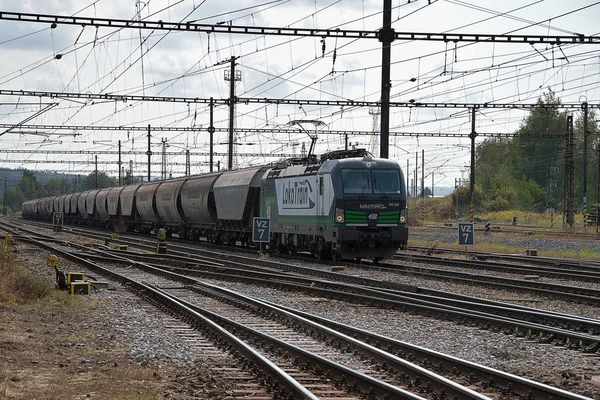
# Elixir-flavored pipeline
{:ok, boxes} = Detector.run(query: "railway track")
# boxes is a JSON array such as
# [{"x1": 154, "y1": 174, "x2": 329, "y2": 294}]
[
  {"x1": 4, "y1": 220, "x2": 600, "y2": 349},
  {"x1": 12, "y1": 219, "x2": 600, "y2": 305},
  {"x1": 409, "y1": 245, "x2": 600, "y2": 274},
  {"x1": 5, "y1": 227, "x2": 595, "y2": 400},
  {"x1": 415, "y1": 224, "x2": 600, "y2": 241}
]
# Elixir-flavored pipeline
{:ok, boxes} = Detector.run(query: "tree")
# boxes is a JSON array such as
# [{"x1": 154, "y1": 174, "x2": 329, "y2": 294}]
[
  {"x1": 16, "y1": 170, "x2": 40, "y2": 198},
  {"x1": 82, "y1": 172, "x2": 117, "y2": 190},
  {"x1": 43, "y1": 178, "x2": 72, "y2": 196},
  {"x1": 473, "y1": 89, "x2": 597, "y2": 212}
]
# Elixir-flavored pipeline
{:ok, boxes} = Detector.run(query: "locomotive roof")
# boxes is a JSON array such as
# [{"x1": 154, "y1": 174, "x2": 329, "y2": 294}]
[{"x1": 319, "y1": 157, "x2": 401, "y2": 172}]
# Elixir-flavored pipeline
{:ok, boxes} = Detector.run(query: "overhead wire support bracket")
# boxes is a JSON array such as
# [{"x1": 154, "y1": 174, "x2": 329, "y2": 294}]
[
  {"x1": 0, "y1": 10, "x2": 599, "y2": 44},
  {"x1": 0, "y1": 89, "x2": 599, "y2": 110}
]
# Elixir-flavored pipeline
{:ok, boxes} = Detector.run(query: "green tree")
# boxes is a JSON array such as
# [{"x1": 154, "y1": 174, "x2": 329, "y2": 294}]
[
  {"x1": 473, "y1": 89, "x2": 599, "y2": 212},
  {"x1": 16, "y1": 170, "x2": 40, "y2": 198},
  {"x1": 82, "y1": 172, "x2": 117, "y2": 190},
  {"x1": 43, "y1": 177, "x2": 72, "y2": 196}
]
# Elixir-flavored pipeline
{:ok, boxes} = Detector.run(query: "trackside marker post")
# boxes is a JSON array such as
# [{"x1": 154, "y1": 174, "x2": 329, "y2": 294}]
[{"x1": 458, "y1": 222, "x2": 474, "y2": 258}]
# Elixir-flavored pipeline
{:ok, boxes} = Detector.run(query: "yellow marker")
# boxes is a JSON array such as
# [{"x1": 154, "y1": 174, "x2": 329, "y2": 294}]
[
  {"x1": 46, "y1": 254, "x2": 58, "y2": 268},
  {"x1": 111, "y1": 233, "x2": 118, "y2": 240},
  {"x1": 5, "y1": 234, "x2": 14, "y2": 245},
  {"x1": 157, "y1": 228, "x2": 167, "y2": 241}
]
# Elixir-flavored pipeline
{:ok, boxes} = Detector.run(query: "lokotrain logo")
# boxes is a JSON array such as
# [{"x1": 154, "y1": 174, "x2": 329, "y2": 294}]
[
  {"x1": 280, "y1": 179, "x2": 315, "y2": 209},
  {"x1": 360, "y1": 203, "x2": 386, "y2": 209}
]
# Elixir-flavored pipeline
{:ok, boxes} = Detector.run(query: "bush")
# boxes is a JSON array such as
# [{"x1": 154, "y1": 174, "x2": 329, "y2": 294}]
[
  {"x1": 0, "y1": 243, "x2": 52, "y2": 302},
  {"x1": 486, "y1": 196, "x2": 511, "y2": 212}
]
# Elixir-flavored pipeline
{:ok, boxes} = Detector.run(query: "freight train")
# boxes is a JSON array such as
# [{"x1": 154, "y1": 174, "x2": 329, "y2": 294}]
[{"x1": 22, "y1": 149, "x2": 408, "y2": 261}]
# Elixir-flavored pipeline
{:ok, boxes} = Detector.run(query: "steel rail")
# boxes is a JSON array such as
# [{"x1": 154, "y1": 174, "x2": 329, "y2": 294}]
[
  {"x1": 71, "y1": 243, "x2": 600, "y2": 352},
  {"x1": 29, "y1": 233, "x2": 428, "y2": 400},
  {"x1": 7, "y1": 220, "x2": 599, "y2": 333},
  {"x1": 259, "y1": 300, "x2": 595, "y2": 400},
  {"x1": 80, "y1": 247, "x2": 600, "y2": 336},
  {"x1": 8, "y1": 236, "x2": 324, "y2": 400},
  {"x1": 408, "y1": 246, "x2": 600, "y2": 273},
  {"x1": 6, "y1": 221, "x2": 599, "y2": 341},
  {"x1": 177, "y1": 284, "x2": 491, "y2": 400},
  {"x1": 150, "y1": 286, "x2": 429, "y2": 400},
  {"x1": 396, "y1": 253, "x2": 600, "y2": 283},
  {"x1": 390, "y1": 255, "x2": 600, "y2": 302}
]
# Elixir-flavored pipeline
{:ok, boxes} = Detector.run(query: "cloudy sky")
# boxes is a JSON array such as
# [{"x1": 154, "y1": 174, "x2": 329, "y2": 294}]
[{"x1": 0, "y1": 0, "x2": 598, "y2": 189}]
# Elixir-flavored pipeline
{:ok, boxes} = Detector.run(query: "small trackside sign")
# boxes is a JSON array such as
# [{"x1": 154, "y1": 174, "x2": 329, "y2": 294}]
[
  {"x1": 53, "y1": 212, "x2": 64, "y2": 227},
  {"x1": 252, "y1": 217, "x2": 270, "y2": 243},
  {"x1": 458, "y1": 222, "x2": 474, "y2": 246}
]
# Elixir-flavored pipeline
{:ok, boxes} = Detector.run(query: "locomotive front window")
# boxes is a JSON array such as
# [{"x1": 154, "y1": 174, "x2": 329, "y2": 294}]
[
  {"x1": 372, "y1": 170, "x2": 401, "y2": 194},
  {"x1": 341, "y1": 170, "x2": 371, "y2": 194}
]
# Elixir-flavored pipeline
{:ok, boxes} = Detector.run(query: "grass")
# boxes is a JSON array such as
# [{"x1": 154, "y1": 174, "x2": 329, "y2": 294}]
[
  {"x1": 409, "y1": 231, "x2": 600, "y2": 261},
  {"x1": 0, "y1": 242, "x2": 169, "y2": 400},
  {"x1": 0, "y1": 242, "x2": 78, "y2": 304}
]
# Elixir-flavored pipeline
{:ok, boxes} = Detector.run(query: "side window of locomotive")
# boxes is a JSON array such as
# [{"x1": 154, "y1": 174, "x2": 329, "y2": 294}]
[
  {"x1": 372, "y1": 170, "x2": 401, "y2": 193},
  {"x1": 319, "y1": 177, "x2": 324, "y2": 195},
  {"x1": 341, "y1": 170, "x2": 371, "y2": 194}
]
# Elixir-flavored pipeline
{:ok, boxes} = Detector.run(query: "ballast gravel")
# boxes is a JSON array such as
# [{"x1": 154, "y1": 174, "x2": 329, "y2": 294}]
[
  {"x1": 11, "y1": 223, "x2": 600, "y2": 399},
  {"x1": 199, "y1": 277, "x2": 599, "y2": 398}
]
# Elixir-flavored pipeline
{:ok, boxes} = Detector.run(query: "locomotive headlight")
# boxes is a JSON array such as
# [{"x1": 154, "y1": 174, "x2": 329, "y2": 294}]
[
  {"x1": 399, "y1": 209, "x2": 407, "y2": 223},
  {"x1": 335, "y1": 208, "x2": 345, "y2": 223}
]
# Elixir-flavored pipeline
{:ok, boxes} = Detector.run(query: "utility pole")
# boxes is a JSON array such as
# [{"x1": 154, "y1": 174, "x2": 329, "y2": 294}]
[
  {"x1": 455, "y1": 178, "x2": 459, "y2": 221},
  {"x1": 209, "y1": 97, "x2": 215, "y2": 173},
  {"x1": 583, "y1": 102, "x2": 589, "y2": 225},
  {"x1": 421, "y1": 149, "x2": 425, "y2": 202},
  {"x1": 224, "y1": 57, "x2": 241, "y2": 170},
  {"x1": 414, "y1": 151, "x2": 418, "y2": 199},
  {"x1": 94, "y1": 155, "x2": 98, "y2": 189},
  {"x1": 431, "y1": 171, "x2": 434, "y2": 197},
  {"x1": 564, "y1": 115, "x2": 575, "y2": 228},
  {"x1": 369, "y1": 106, "x2": 380, "y2": 157},
  {"x1": 378, "y1": 0, "x2": 394, "y2": 159},
  {"x1": 129, "y1": 160, "x2": 134, "y2": 185},
  {"x1": 147, "y1": 124, "x2": 151, "y2": 182},
  {"x1": 406, "y1": 159, "x2": 409, "y2": 197},
  {"x1": 469, "y1": 108, "x2": 477, "y2": 223},
  {"x1": 161, "y1": 138, "x2": 168, "y2": 180},
  {"x1": 3, "y1": 177, "x2": 7, "y2": 216},
  {"x1": 597, "y1": 138, "x2": 600, "y2": 235},
  {"x1": 185, "y1": 149, "x2": 190, "y2": 176},
  {"x1": 118, "y1": 140, "x2": 122, "y2": 186}
]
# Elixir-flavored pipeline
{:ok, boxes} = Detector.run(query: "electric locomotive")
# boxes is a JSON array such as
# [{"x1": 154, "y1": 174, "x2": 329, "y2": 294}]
[{"x1": 262, "y1": 149, "x2": 408, "y2": 261}]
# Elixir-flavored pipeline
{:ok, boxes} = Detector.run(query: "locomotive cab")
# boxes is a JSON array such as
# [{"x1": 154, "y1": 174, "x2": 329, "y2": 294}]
[{"x1": 324, "y1": 155, "x2": 408, "y2": 260}]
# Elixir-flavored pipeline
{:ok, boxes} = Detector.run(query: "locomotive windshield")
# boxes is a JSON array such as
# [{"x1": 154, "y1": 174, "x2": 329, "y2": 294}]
[{"x1": 341, "y1": 169, "x2": 401, "y2": 195}]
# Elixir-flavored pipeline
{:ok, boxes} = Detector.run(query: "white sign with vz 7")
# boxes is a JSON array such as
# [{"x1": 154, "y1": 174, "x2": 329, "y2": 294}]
[
  {"x1": 252, "y1": 217, "x2": 271, "y2": 243},
  {"x1": 52, "y1": 212, "x2": 64, "y2": 227},
  {"x1": 458, "y1": 222, "x2": 474, "y2": 246}
]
